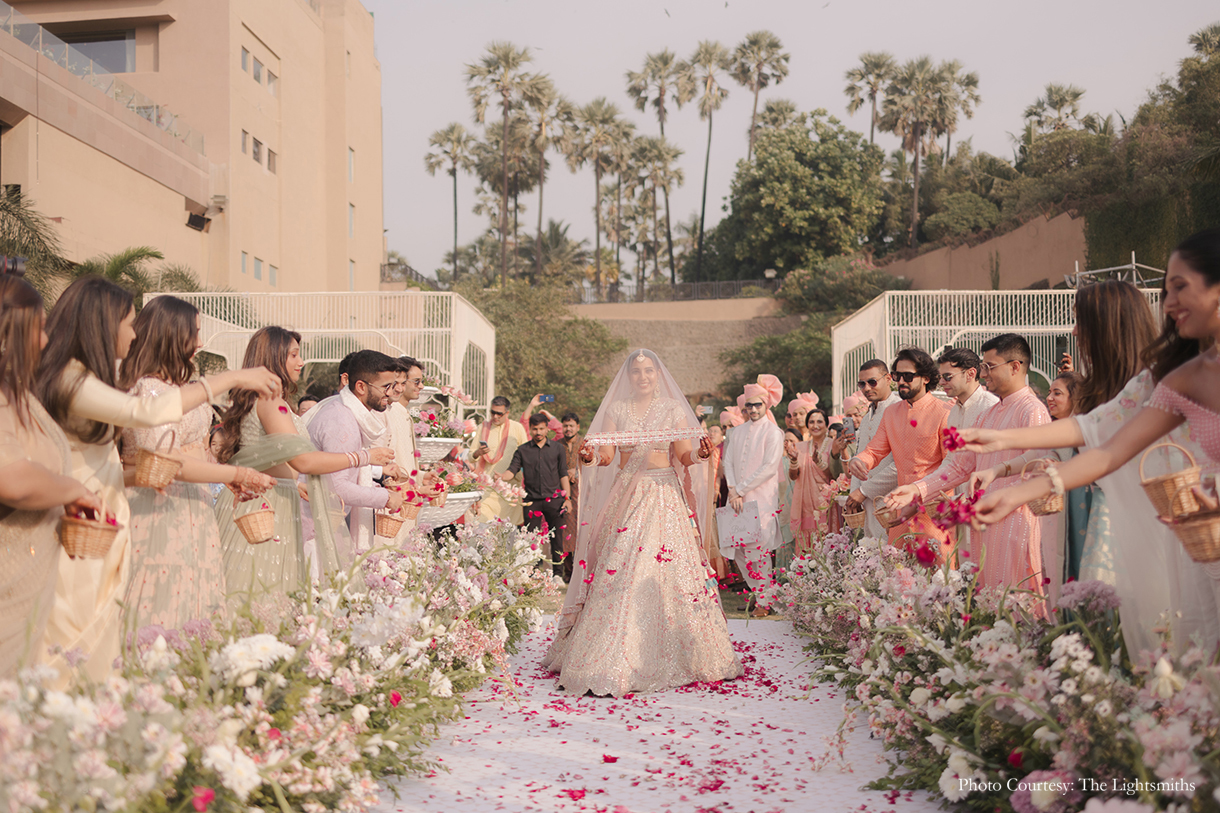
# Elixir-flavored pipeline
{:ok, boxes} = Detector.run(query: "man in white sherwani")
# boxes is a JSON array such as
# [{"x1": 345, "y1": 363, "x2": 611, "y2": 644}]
[
  {"x1": 845, "y1": 360, "x2": 902, "y2": 539},
  {"x1": 721, "y1": 382, "x2": 785, "y2": 617}
]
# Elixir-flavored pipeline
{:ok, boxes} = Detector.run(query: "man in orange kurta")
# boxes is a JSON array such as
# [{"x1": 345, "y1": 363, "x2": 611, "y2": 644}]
[{"x1": 847, "y1": 347, "x2": 952, "y2": 556}]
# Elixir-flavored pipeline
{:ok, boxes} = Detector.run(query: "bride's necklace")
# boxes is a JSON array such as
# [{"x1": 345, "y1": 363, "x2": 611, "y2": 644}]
[{"x1": 629, "y1": 394, "x2": 657, "y2": 428}]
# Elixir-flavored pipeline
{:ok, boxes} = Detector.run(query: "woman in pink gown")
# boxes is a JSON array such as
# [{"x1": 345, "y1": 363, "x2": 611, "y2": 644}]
[
  {"x1": 787, "y1": 409, "x2": 837, "y2": 555},
  {"x1": 541, "y1": 349, "x2": 743, "y2": 697}
]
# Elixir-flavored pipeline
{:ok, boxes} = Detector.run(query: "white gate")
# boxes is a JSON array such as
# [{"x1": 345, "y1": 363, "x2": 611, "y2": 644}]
[
  {"x1": 149, "y1": 291, "x2": 496, "y2": 412},
  {"x1": 830, "y1": 289, "x2": 1161, "y2": 412}
]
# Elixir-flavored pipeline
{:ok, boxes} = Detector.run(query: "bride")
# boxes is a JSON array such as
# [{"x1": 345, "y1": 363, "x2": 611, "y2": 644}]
[{"x1": 541, "y1": 349, "x2": 743, "y2": 696}]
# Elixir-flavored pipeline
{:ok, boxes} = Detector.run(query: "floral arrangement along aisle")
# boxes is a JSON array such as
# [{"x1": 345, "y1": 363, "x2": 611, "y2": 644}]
[
  {"x1": 0, "y1": 522, "x2": 557, "y2": 813},
  {"x1": 781, "y1": 532, "x2": 1220, "y2": 812}
]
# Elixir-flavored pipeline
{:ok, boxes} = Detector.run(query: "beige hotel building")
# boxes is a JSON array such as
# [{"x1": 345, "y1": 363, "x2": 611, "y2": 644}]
[{"x1": 0, "y1": 0, "x2": 385, "y2": 292}]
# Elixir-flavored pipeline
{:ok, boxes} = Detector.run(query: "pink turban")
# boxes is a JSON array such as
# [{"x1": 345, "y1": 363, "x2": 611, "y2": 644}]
[
  {"x1": 787, "y1": 391, "x2": 819, "y2": 415},
  {"x1": 755, "y1": 374, "x2": 784, "y2": 408},
  {"x1": 828, "y1": 414, "x2": 844, "y2": 426},
  {"x1": 720, "y1": 406, "x2": 745, "y2": 427},
  {"x1": 842, "y1": 393, "x2": 865, "y2": 414}
]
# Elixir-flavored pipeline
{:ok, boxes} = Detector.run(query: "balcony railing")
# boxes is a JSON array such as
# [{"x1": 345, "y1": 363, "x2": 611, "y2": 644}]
[
  {"x1": 380, "y1": 262, "x2": 437, "y2": 290},
  {"x1": 572, "y1": 278, "x2": 781, "y2": 304},
  {"x1": 0, "y1": 1, "x2": 205, "y2": 155}
]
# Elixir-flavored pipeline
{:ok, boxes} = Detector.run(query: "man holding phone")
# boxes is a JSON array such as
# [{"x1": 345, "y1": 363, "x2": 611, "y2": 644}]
[{"x1": 472, "y1": 395, "x2": 527, "y2": 524}]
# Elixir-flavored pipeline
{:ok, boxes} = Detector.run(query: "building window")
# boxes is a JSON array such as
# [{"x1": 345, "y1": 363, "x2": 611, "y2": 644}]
[
  {"x1": 348, "y1": 204, "x2": 354, "y2": 238},
  {"x1": 349, "y1": 260, "x2": 355, "y2": 290},
  {"x1": 348, "y1": 148, "x2": 354, "y2": 183},
  {"x1": 59, "y1": 30, "x2": 135, "y2": 74},
  {"x1": 241, "y1": 130, "x2": 248, "y2": 154},
  {"x1": 267, "y1": 150, "x2": 277, "y2": 174},
  {"x1": 270, "y1": 265, "x2": 278, "y2": 287},
  {"x1": 254, "y1": 257, "x2": 262, "y2": 280},
  {"x1": 241, "y1": 48, "x2": 249, "y2": 72},
  {"x1": 267, "y1": 71, "x2": 278, "y2": 97},
  {"x1": 252, "y1": 139, "x2": 263, "y2": 164},
  {"x1": 253, "y1": 58, "x2": 263, "y2": 84},
  {"x1": 241, "y1": 252, "x2": 248, "y2": 274}
]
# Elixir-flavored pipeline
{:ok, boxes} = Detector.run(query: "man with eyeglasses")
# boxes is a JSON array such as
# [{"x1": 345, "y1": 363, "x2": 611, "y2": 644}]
[
  {"x1": 888, "y1": 334, "x2": 1052, "y2": 602},
  {"x1": 847, "y1": 348, "x2": 952, "y2": 555},
  {"x1": 844, "y1": 360, "x2": 902, "y2": 539},
  {"x1": 304, "y1": 349, "x2": 404, "y2": 556},
  {"x1": 472, "y1": 395, "x2": 528, "y2": 524}
]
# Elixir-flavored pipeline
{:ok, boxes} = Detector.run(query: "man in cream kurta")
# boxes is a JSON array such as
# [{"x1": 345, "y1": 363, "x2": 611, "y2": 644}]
[
  {"x1": 721, "y1": 388, "x2": 784, "y2": 610},
  {"x1": 472, "y1": 396, "x2": 527, "y2": 524},
  {"x1": 846, "y1": 361, "x2": 901, "y2": 539}
]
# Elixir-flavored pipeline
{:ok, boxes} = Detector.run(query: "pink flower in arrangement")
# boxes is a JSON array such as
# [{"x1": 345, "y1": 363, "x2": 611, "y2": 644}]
[
  {"x1": 266, "y1": 728, "x2": 281, "y2": 740},
  {"x1": 913, "y1": 542, "x2": 937, "y2": 568},
  {"x1": 191, "y1": 787, "x2": 215, "y2": 813},
  {"x1": 941, "y1": 426, "x2": 967, "y2": 452},
  {"x1": 445, "y1": 472, "x2": 463, "y2": 487},
  {"x1": 892, "y1": 644, "x2": 906, "y2": 658},
  {"x1": 1008, "y1": 750, "x2": 1024, "y2": 770},
  {"x1": 390, "y1": 690, "x2": 402, "y2": 707},
  {"x1": 464, "y1": 418, "x2": 477, "y2": 433}
]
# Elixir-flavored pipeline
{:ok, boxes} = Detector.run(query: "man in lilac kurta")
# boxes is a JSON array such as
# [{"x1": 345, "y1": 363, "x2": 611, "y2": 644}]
[{"x1": 906, "y1": 335, "x2": 1051, "y2": 604}]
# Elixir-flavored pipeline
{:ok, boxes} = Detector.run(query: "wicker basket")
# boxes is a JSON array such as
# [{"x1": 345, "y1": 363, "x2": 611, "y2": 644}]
[
  {"x1": 873, "y1": 497, "x2": 903, "y2": 529},
  {"x1": 1170, "y1": 510, "x2": 1220, "y2": 563},
  {"x1": 60, "y1": 503, "x2": 120, "y2": 560},
  {"x1": 401, "y1": 501, "x2": 422, "y2": 520},
  {"x1": 1020, "y1": 459, "x2": 1064, "y2": 516},
  {"x1": 235, "y1": 508, "x2": 276, "y2": 545},
  {"x1": 375, "y1": 511, "x2": 407, "y2": 538},
  {"x1": 1140, "y1": 442, "x2": 1201, "y2": 518},
  {"x1": 133, "y1": 429, "x2": 183, "y2": 489},
  {"x1": 843, "y1": 508, "x2": 866, "y2": 530}
]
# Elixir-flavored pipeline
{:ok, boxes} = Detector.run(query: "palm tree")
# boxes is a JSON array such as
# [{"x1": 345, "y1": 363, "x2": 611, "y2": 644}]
[
  {"x1": 626, "y1": 50, "x2": 692, "y2": 284},
  {"x1": 681, "y1": 40, "x2": 731, "y2": 284},
  {"x1": 933, "y1": 60, "x2": 980, "y2": 164},
  {"x1": 71, "y1": 246, "x2": 164, "y2": 298},
  {"x1": 1189, "y1": 22, "x2": 1220, "y2": 58},
  {"x1": 472, "y1": 117, "x2": 539, "y2": 279},
  {"x1": 879, "y1": 56, "x2": 942, "y2": 248},
  {"x1": 1023, "y1": 83, "x2": 1086, "y2": 132},
  {"x1": 630, "y1": 136, "x2": 684, "y2": 285},
  {"x1": 566, "y1": 98, "x2": 627, "y2": 296},
  {"x1": 517, "y1": 219, "x2": 589, "y2": 284},
  {"x1": 424, "y1": 123, "x2": 476, "y2": 282},
  {"x1": 0, "y1": 188, "x2": 69, "y2": 300},
  {"x1": 730, "y1": 31, "x2": 790, "y2": 162},
  {"x1": 522, "y1": 79, "x2": 575, "y2": 282},
  {"x1": 844, "y1": 51, "x2": 896, "y2": 145},
  {"x1": 755, "y1": 98, "x2": 800, "y2": 131},
  {"x1": 605, "y1": 125, "x2": 638, "y2": 270},
  {"x1": 465, "y1": 42, "x2": 548, "y2": 286}
]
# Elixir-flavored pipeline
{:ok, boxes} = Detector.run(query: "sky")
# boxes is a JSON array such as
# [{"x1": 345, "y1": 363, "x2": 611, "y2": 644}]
[{"x1": 364, "y1": 0, "x2": 1218, "y2": 281}]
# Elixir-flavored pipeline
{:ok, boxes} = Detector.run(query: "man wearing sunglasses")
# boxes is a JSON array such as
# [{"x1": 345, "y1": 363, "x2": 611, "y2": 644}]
[
  {"x1": 848, "y1": 348, "x2": 952, "y2": 555},
  {"x1": 305, "y1": 349, "x2": 403, "y2": 555},
  {"x1": 889, "y1": 334, "x2": 1052, "y2": 602},
  {"x1": 845, "y1": 360, "x2": 901, "y2": 539},
  {"x1": 472, "y1": 395, "x2": 529, "y2": 524}
]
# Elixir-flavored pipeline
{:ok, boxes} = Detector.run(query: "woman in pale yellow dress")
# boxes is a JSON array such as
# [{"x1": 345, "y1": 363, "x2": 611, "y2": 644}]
[
  {"x1": 36, "y1": 277, "x2": 280, "y2": 682},
  {"x1": 118, "y1": 296, "x2": 275, "y2": 631},
  {"x1": 0, "y1": 275, "x2": 102, "y2": 677}
]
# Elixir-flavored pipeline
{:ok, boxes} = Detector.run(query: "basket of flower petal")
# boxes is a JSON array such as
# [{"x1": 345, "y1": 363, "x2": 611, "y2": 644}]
[
  {"x1": 60, "y1": 502, "x2": 120, "y2": 559},
  {"x1": 872, "y1": 497, "x2": 903, "y2": 529},
  {"x1": 1020, "y1": 459, "x2": 1064, "y2": 516},
  {"x1": 1170, "y1": 511, "x2": 1220, "y2": 563},
  {"x1": 235, "y1": 501, "x2": 276, "y2": 545},
  {"x1": 843, "y1": 506, "x2": 866, "y2": 530},
  {"x1": 374, "y1": 510, "x2": 406, "y2": 538},
  {"x1": 1140, "y1": 442, "x2": 1201, "y2": 518},
  {"x1": 133, "y1": 428, "x2": 183, "y2": 489}
]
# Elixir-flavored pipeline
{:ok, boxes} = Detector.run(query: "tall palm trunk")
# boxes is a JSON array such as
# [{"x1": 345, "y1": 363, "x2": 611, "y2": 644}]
[
  {"x1": 944, "y1": 132, "x2": 951, "y2": 166},
  {"x1": 451, "y1": 164, "x2": 459, "y2": 281},
  {"x1": 512, "y1": 193, "x2": 519, "y2": 278},
  {"x1": 695, "y1": 112, "x2": 714, "y2": 283},
  {"x1": 615, "y1": 173, "x2": 623, "y2": 270},
  {"x1": 909, "y1": 124, "x2": 922, "y2": 249},
  {"x1": 747, "y1": 83, "x2": 761, "y2": 161},
  {"x1": 652, "y1": 188, "x2": 661, "y2": 283},
  {"x1": 658, "y1": 117, "x2": 676, "y2": 285},
  {"x1": 869, "y1": 95, "x2": 877, "y2": 144},
  {"x1": 593, "y1": 164, "x2": 603, "y2": 297},
  {"x1": 535, "y1": 147, "x2": 546, "y2": 283},
  {"x1": 499, "y1": 95, "x2": 510, "y2": 287}
]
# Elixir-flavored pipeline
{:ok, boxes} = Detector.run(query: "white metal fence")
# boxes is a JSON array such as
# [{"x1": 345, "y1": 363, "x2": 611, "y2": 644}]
[
  {"x1": 150, "y1": 291, "x2": 496, "y2": 411},
  {"x1": 830, "y1": 289, "x2": 1161, "y2": 412}
]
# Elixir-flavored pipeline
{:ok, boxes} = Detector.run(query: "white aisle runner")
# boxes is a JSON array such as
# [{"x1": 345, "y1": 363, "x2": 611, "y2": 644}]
[{"x1": 374, "y1": 619, "x2": 941, "y2": 813}]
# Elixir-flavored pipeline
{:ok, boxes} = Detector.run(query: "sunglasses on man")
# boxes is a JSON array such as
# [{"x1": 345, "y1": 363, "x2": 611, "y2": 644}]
[
  {"x1": 856, "y1": 377, "x2": 884, "y2": 389},
  {"x1": 892, "y1": 371, "x2": 920, "y2": 383},
  {"x1": 743, "y1": 401, "x2": 767, "y2": 410}
]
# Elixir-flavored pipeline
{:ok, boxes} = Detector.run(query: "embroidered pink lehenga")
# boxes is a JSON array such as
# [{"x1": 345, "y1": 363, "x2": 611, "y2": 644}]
[{"x1": 541, "y1": 350, "x2": 742, "y2": 697}]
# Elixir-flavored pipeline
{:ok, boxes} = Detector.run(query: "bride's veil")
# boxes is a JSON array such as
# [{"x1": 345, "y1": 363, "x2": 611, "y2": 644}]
[{"x1": 555, "y1": 348, "x2": 710, "y2": 635}]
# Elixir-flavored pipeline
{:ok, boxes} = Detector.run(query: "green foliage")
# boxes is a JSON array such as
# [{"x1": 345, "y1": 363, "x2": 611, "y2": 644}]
[
  {"x1": 453, "y1": 279, "x2": 626, "y2": 417},
  {"x1": 0, "y1": 189, "x2": 70, "y2": 302},
  {"x1": 719, "y1": 314, "x2": 836, "y2": 409},
  {"x1": 687, "y1": 110, "x2": 884, "y2": 280},
  {"x1": 923, "y1": 191, "x2": 1000, "y2": 241},
  {"x1": 777, "y1": 256, "x2": 911, "y2": 314}
]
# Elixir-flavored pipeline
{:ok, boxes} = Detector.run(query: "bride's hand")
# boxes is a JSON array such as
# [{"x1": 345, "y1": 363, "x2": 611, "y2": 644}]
[
  {"x1": 579, "y1": 442, "x2": 595, "y2": 465},
  {"x1": 697, "y1": 436, "x2": 712, "y2": 460}
]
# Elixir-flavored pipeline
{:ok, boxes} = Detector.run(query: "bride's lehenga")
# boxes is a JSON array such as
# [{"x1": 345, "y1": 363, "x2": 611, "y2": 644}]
[{"x1": 541, "y1": 388, "x2": 743, "y2": 697}]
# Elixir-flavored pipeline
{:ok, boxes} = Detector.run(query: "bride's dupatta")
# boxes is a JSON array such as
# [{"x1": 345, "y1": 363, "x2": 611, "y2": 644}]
[
  {"x1": 554, "y1": 349, "x2": 711, "y2": 639},
  {"x1": 217, "y1": 432, "x2": 356, "y2": 604}
]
